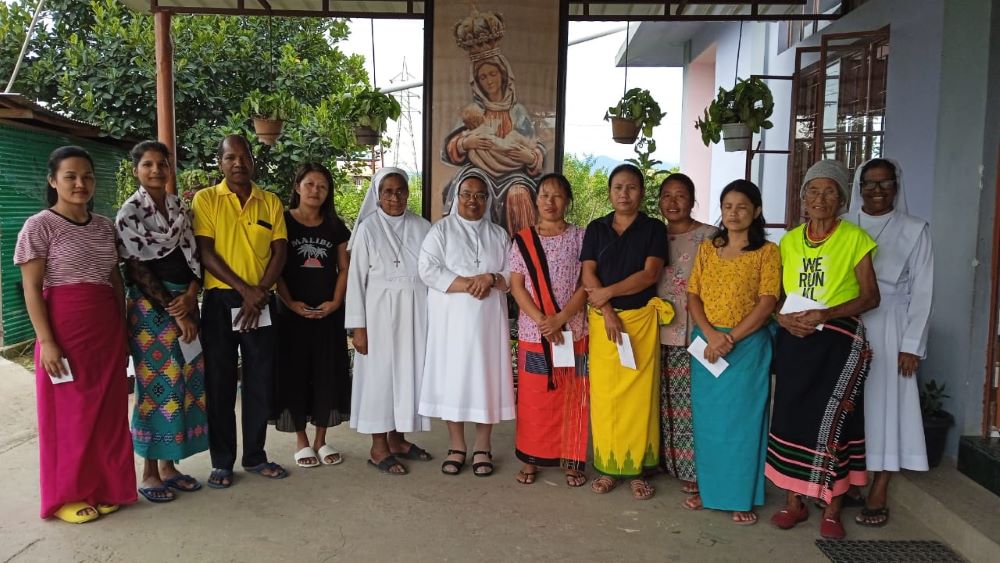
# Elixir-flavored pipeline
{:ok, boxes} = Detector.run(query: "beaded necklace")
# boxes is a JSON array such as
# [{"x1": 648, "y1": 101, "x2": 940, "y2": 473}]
[{"x1": 803, "y1": 219, "x2": 839, "y2": 248}]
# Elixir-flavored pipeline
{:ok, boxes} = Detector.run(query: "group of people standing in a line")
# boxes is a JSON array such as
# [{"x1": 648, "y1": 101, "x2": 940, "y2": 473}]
[{"x1": 16, "y1": 136, "x2": 932, "y2": 543}]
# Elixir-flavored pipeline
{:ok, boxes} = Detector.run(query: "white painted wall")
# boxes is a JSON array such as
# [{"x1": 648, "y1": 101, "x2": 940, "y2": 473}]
[{"x1": 680, "y1": 0, "x2": 998, "y2": 456}]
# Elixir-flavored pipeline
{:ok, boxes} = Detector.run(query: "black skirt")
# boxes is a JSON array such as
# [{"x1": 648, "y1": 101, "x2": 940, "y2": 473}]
[{"x1": 272, "y1": 303, "x2": 351, "y2": 431}]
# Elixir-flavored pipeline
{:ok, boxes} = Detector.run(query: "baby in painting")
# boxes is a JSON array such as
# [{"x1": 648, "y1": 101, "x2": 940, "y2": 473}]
[{"x1": 461, "y1": 104, "x2": 534, "y2": 151}]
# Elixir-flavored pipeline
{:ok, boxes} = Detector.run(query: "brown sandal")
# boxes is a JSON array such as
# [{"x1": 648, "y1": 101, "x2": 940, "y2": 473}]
[
  {"x1": 565, "y1": 471, "x2": 587, "y2": 487},
  {"x1": 591, "y1": 475, "x2": 618, "y2": 494},
  {"x1": 516, "y1": 469, "x2": 537, "y2": 485},
  {"x1": 682, "y1": 495, "x2": 703, "y2": 510},
  {"x1": 629, "y1": 479, "x2": 655, "y2": 500}
]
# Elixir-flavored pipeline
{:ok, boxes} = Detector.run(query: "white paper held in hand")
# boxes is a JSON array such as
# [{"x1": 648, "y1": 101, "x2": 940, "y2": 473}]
[
  {"x1": 686, "y1": 336, "x2": 728, "y2": 378},
  {"x1": 231, "y1": 304, "x2": 272, "y2": 330},
  {"x1": 47, "y1": 358, "x2": 74, "y2": 384},
  {"x1": 178, "y1": 336, "x2": 203, "y2": 363},
  {"x1": 617, "y1": 333, "x2": 637, "y2": 370},
  {"x1": 779, "y1": 293, "x2": 827, "y2": 331},
  {"x1": 550, "y1": 331, "x2": 575, "y2": 368}
]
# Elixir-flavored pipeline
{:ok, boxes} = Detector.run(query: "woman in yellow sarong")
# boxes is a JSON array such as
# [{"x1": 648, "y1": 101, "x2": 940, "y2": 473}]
[{"x1": 581, "y1": 164, "x2": 671, "y2": 500}]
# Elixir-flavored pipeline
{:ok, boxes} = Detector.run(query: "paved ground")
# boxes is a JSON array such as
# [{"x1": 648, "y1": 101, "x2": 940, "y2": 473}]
[{"x1": 0, "y1": 358, "x2": 953, "y2": 562}]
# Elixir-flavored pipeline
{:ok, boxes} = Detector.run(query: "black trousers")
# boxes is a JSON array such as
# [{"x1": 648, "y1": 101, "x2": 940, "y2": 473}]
[{"x1": 202, "y1": 288, "x2": 276, "y2": 470}]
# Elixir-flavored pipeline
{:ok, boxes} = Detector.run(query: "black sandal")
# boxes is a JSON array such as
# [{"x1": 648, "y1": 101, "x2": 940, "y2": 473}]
[
  {"x1": 440, "y1": 449, "x2": 466, "y2": 476},
  {"x1": 472, "y1": 450, "x2": 494, "y2": 477},
  {"x1": 855, "y1": 506, "x2": 890, "y2": 527}
]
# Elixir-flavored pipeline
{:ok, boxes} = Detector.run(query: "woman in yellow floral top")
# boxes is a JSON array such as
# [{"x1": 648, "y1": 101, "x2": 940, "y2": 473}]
[
  {"x1": 684, "y1": 180, "x2": 780, "y2": 526},
  {"x1": 656, "y1": 173, "x2": 716, "y2": 495}
]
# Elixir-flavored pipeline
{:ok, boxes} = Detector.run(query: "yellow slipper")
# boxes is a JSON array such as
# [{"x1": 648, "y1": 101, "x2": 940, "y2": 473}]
[
  {"x1": 54, "y1": 502, "x2": 99, "y2": 524},
  {"x1": 96, "y1": 504, "x2": 119, "y2": 515}
]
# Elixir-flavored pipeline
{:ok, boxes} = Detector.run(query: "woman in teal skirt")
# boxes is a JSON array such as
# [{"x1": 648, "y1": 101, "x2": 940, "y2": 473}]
[
  {"x1": 116, "y1": 141, "x2": 208, "y2": 503},
  {"x1": 684, "y1": 180, "x2": 780, "y2": 525}
]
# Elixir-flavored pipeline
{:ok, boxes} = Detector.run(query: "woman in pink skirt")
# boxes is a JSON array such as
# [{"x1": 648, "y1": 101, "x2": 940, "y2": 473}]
[{"x1": 14, "y1": 146, "x2": 136, "y2": 523}]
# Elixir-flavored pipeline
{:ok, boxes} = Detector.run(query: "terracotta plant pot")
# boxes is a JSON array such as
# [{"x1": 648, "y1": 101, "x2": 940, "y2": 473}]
[
  {"x1": 253, "y1": 116, "x2": 284, "y2": 146},
  {"x1": 354, "y1": 125, "x2": 381, "y2": 146},
  {"x1": 721, "y1": 122, "x2": 751, "y2": 152},
  {"x1": 610, "y1": 117, "x2": 640, "y2": 144}
]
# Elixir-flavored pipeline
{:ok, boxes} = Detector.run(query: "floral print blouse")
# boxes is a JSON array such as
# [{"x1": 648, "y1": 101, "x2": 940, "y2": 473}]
[{"x1": 657, "y1": 222, "x2": 717, "y2": 346}]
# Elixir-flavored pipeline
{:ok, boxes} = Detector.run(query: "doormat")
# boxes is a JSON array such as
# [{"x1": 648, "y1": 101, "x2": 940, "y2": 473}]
[{"x1": 815, "y1": 540, "x2": 966, "y2": 562}]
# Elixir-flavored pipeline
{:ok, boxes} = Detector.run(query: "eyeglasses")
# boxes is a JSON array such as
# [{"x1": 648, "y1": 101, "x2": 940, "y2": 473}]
[
  {"x1": 458, "y1": 192, "x2": 488, "y2": 202},
  {"x1": 380, "y1": 189, "x2": 408, "y2": 200},
  {"x1": 804, "y1": 189, "x2": 840, "y2": 200},
  {"x1": 860, "y1": 179, "x2": 897, "y2": 192}
]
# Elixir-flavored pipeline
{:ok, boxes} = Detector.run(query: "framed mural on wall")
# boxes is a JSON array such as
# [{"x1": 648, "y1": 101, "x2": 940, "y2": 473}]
[{"x1": 425, "y1": 0, "x2": 564, "y2": 234}]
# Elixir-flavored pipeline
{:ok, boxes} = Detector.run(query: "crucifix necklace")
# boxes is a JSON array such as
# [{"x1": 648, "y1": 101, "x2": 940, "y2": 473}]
[{"x1": 379, "y1": 213, "x2": 406, "y2": 268}]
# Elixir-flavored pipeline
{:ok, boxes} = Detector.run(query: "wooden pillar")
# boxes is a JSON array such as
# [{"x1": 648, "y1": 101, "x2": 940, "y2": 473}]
[{"x1": 154, "y1": 10, "x2": 177, "y2": 194}]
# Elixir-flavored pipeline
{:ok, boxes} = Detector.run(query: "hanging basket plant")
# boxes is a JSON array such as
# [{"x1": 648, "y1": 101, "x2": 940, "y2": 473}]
[
  {"x1": 242, "y1": 90, "x2": 298, "y2": 146},
  {"x1": 694, "y1": 76, "x2": 774, "y2": 152},
  {"x1": 345, "y1": 87, "x2": 402, "y2": 146},
  {"x1": 604, "y1": 88, "x2": 666, "y2": 145}
]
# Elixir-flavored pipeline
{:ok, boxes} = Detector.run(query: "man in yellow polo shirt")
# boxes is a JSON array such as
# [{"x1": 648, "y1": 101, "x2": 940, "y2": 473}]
[{"x1": 192, "y1": 135, "x2": 288, "y2": 488}]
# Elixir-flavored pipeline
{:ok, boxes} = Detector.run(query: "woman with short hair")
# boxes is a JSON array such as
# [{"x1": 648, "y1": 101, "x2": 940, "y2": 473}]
[{"x1": 767, "y1": 159, "x2": 880, "y2": 540}]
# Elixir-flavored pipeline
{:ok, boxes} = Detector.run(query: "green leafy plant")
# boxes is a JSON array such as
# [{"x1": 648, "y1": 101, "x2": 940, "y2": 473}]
[
  {"x1": 694, "y1": 77, "x2": 775, "y2": 146},
  {"x1": 241, "y1": 89, "x2": 298, "y2": 121},
  {"x1": 345, "y1": 87, "x2": 401, "y2": 133},
  {"x1": 604, "y1": 87, "x2": 665, "y2": 138},
  {"x1": 919, "y1": 379, "x2": 951, "y2": 417}
]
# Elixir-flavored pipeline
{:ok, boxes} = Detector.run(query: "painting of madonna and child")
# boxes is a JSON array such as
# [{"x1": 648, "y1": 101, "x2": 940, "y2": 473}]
[{"x1": 430, "y1": 1, "x2": 561, "y2": 235}]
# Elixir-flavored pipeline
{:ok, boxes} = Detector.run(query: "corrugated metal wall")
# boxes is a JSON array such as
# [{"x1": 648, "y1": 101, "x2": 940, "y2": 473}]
[{"x1": 0, "y1": 123, "x2": 125, "y2": 346}]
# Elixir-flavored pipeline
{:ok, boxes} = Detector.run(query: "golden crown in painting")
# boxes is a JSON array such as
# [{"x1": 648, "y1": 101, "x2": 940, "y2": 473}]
[{"x1": 454, "y1": 5, "x2": 506, "y2": 61}]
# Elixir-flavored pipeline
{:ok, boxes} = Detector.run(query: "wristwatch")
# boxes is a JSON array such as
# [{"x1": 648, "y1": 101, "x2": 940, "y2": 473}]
[{"x1": 491, "y1": 273, "x2": 501, "y2": 287}]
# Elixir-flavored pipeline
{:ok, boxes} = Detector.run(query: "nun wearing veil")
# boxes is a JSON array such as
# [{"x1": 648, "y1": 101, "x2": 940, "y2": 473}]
[
  {"x1": 346, "y1": 167, "x2": 434, "y2": 475},
  {"x1": 847, "y1": 158, "x2": 934, "y2": 528},
  {"x1": 418, "y1": 171, "x2": 515, "y2": 477}
]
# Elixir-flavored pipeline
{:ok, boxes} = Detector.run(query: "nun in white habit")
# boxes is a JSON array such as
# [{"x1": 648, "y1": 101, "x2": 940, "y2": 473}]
[
  {"x1": 418, "y1": 170, "x2": 515, "y2": 477},
  {"x1": 847, "y1": 157, "x2": 933, "y2": 527},
  {"x1": 346, "y1": 167, "x2": 434, "y2": 475}
]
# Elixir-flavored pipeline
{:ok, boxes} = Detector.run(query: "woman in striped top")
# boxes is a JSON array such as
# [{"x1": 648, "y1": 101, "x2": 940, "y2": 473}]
[{"x1": 14, "y1": 146, "x2": 136, "y2": 523}]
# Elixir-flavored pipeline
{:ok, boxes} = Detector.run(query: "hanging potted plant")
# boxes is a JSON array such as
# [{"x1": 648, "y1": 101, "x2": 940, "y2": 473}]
[
  {"x1": 604, "y1": 87, "x2": 666, "y2": 145},
  {"x1": 920, "y1": 379, "x2": 955, "y2": 468},
  {"x1": 694, "y1": 76, "x2": 774, "y2": 152},
  {"x1": 346, "y1": 88, "x2": 402, "y2": 146},
  {"x1": 242, "y1": 90, "x2": 298, "y2": 146}
]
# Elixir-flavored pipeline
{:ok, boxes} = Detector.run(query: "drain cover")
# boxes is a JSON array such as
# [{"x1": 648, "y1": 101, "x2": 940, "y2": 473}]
[{"x1": 815, "y1": 540, "x2": 966, "y2": 562}]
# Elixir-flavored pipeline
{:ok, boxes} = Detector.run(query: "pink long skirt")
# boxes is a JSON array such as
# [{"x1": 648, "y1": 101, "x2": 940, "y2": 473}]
[{"x1": 35, "y1": 283, "x2": 136, "y2": 518}]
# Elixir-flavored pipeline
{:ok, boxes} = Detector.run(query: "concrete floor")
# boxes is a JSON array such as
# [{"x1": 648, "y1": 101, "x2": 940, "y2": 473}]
[{"x1": 0, "y1": 358, "x2": 955, "y2": 562}]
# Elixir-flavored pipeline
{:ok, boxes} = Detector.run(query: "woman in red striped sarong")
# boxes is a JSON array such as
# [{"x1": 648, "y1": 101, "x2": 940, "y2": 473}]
[
  {"x1": 508, "y1": 174, "x2": 590, "y2": 487},
  {"x1": 14, "y1": 146, "x2": 136, "y2": 523}
]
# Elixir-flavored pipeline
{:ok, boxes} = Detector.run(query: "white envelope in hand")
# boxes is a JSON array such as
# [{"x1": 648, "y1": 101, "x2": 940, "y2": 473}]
[
  {"x1": 780, "y1": 293, "x2": 827, "y2": 331},
  {"x1": 687, "y1": 336, "x2": 728, "y2": 378},
  {"x1": 47, "y1": 358, "x2": 74, "y2": 385},
  {"x1": 551, "y1": 331, "x2": 575, "y2": 368},
  {"x1": 617, "y1": 333, "x2": 637, "y2": 370},
  {"x1": 178, "y1": 336, "x2": 203, "y2": 363},
  {"x1": 231, "y1": 304, "x2": 272, "y2": 331}
]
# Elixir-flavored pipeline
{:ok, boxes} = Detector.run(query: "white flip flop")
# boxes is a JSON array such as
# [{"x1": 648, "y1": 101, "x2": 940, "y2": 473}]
[
  {"x1": 294, "y1": 446, "x2": 320, "y2": 468},
  {"x1": 317, "y1": 444, "x2": 343, "y2": 466}
]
